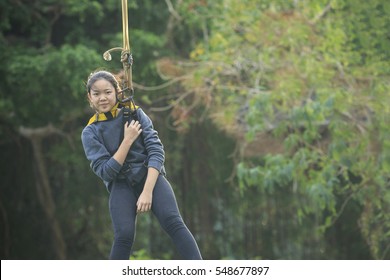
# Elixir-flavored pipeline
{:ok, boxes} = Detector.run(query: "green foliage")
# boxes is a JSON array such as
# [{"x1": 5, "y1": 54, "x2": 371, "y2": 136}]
[
  {"x1": 4, "y1": 44, "x2": 101, "y2": 126},
  {"x1": 180, "y1": 0, "x2": 390, "y2": 259},
  {"x1": 0, "y1": 0, "x2": 172, "y2": 260},
  {"x1": 1, "y1": 0, "x2": 388, "y2": 260},
  {"x1": 130, "y1": 249, "x2": 153, "y2": 260}
]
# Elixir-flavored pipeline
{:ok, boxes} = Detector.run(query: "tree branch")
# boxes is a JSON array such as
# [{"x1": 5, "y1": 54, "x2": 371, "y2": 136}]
[
  {"x1": 310, "y1": 2, "x2": 332, "y2": 25},
  {"x1": 164, "y1": 0, "x2": 182, "y2": 21},
  {"x1": 19, "y1": 123, "x2": 66, "y2": 140},
  {"x1": 134, "y1": 75, "x2": 190, "y2": 91}
]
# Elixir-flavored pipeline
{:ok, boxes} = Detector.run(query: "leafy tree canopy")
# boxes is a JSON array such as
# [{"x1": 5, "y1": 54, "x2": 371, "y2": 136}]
[{"x1": 175, "y1": 0, "x2": 390, "y2": 259}]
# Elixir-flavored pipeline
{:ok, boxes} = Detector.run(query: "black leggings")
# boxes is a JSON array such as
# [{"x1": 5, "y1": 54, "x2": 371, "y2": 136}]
[{"x1": 108, "y1": 175, "x2": 202, "y2": 260}]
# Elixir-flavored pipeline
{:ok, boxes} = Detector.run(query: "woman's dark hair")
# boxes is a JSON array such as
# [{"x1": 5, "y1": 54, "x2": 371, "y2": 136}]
[{"x1": 86, "y1": 70, "x2": 120, "y2": 94}]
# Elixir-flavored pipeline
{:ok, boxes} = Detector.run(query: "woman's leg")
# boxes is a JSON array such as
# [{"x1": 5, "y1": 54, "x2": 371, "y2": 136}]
[
  {"x1": 152, "y1": 175, "x2": 202, "y2": 260},
  {"x1": 108, "y1": 180, "x2": 138, "y2": 260}
]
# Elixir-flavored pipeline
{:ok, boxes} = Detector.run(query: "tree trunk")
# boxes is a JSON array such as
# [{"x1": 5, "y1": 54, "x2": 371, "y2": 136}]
[
  {"x1": 0, "y1": 198, "x2": 11, "y2": 258},
  {"x1": 19, "y1": 125, "x2": 67, "y2": 259}
]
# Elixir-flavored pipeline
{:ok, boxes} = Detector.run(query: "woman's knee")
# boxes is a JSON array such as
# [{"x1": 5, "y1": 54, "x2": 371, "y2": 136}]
[
  {"x1": 114, "y1": 224, "x2": 136, "y2": 242},
  {"x1": 161, "y1": 214, "x2": 186, "y2": 235}
]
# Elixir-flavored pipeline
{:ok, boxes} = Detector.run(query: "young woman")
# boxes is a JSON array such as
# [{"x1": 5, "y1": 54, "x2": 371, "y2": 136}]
[{"x1": 81, "y1": 70, "x2": 202, "y2": 260}]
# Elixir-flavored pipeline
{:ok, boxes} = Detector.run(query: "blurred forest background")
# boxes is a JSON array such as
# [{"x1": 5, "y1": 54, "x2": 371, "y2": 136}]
[{"x1": 0, "y1": 0, "x2": 389, "y2": 260}]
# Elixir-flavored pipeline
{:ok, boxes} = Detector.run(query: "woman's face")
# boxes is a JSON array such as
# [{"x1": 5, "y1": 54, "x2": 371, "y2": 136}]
[{"x1": 88, "y1": 78, "x2": 117, "y2": 113}]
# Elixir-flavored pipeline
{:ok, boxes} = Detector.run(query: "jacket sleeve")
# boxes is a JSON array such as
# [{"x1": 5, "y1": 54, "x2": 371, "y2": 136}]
[
  {"x1": 81, "y1": 126, "x2": 122, "y2": 182},
  {"x1": 137, "y1": 108, "x2": 165, "y2": 172}
]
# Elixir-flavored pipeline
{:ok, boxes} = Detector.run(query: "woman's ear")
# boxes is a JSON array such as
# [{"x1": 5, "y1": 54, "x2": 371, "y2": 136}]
[{"x1": 87, "y1": 92, "x2": 93, "y2": 108}]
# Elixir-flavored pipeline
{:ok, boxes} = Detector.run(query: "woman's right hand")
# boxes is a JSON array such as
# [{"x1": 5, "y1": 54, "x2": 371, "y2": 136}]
[
  {"x1": 113, "y1": 120, "x2": 142, "y2": 166},
  {"x1": 123, "y1": 120, "x2": 142, "y2": 145}
]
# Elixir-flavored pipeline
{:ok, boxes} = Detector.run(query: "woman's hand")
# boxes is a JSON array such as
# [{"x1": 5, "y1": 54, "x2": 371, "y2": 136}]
[
  {"x1": 137, "y1": 190, "x2": 152, "y2": 213},
  {"x1": 123, "y1": 120, "x2": 142, "y2": 144},
  {"x1": 137, "y1": 168, "x2": 159, "y2": 213},
  {"x1": 113, "y1": 120, "x2": 142, "y2": 166}
]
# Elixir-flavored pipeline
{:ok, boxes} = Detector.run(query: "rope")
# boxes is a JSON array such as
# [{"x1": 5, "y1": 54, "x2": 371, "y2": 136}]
[
  {"x1": 121, "y1": 0, "x2": 133, "y2": 94},
  {"x1": 103, "y1": 0, "x2": 135, "y2": 107}
]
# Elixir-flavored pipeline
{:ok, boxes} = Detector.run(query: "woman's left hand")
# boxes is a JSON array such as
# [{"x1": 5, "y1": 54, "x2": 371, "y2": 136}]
[{"x1": 136, "y1": 191, "x2": 153, "y2": 213}]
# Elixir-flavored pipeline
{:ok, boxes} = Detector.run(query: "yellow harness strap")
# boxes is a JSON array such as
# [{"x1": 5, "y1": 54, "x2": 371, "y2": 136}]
[
  {"x1": 87, "y1": 103, "x2": 120, "y2": 126},
  {"x1": 86, "y1": 102, "x2": 138, "y2": 126}
]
